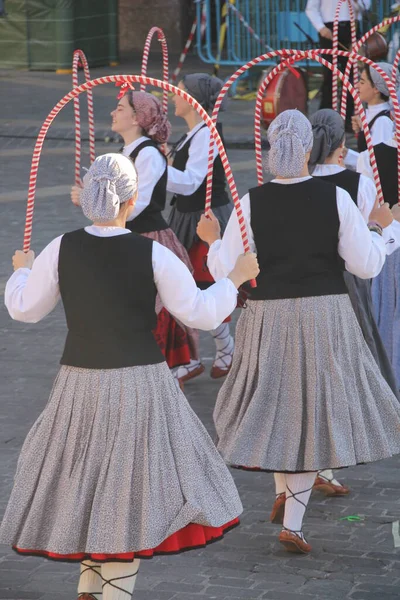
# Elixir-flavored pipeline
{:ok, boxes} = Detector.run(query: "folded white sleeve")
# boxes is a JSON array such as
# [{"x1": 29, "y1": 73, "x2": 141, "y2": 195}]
[
  {"x1": 152, "y1": 241, "x2": 238, "y2": 330},
  {"x1": 207, "y1": 193, "x2": 255, "y2": 281},
  {"x1": 5, "y1": 236, "x2": 62, "y2": 323},
  {"x1": 337, "y1": 187, "x2": 386, "y2": 278}
]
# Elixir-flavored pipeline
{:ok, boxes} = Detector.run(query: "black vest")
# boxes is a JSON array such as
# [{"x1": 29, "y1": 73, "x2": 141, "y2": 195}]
[
  {"x1": 374, "y1": 142, "x2": 398, "y2": 207},
  {"x1": 249, "y1": 179, "x2": 347, "y2": 300},
  {"x1": 171, "y1": 123, "x2": 230, "y2": 213},
  {"x1": 125, "y1": 140, "x2": 169, "y2": 234},
  {"x1": 357, "y1": 110, "x2": 391, "y2": 152},
  {"x1": 58, "y1": 229, "x2": 164, "y2": 369},
  {"x1": 315, "y1": 169, "x2": 360, "y2": 205}
]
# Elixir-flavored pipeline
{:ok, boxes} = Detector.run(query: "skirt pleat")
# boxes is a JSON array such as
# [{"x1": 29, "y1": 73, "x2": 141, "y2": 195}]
[
  {"x1": 214, "y1": 295, "x2": 400, "y2": 473},
  {"x1": 0, "y1": 363, "x2": 242, "y2": 560},
  {"x1": 371, "y1": 249, "x2": 400, "y2": 389},
  {"x1": 344, "y1": 272, "x2": 398, "y2": 397}
]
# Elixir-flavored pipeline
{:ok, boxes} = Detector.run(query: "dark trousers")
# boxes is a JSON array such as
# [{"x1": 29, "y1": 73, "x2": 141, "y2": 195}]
[{"x1": 319, "y1": 21, "x2": 360, "y2": 126}]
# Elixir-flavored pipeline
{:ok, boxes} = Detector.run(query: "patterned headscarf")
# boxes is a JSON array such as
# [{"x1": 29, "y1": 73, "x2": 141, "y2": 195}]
[
  {"x1": 129, "y1": 91, "x2": 171, "y2": 144},
  {"x1": 309, "y1": 109, "x2": 345, "y2": 167},
  {"x1": 182, "y1": 73, "x2": 228, "y2": 112},
  {"x1": 267, "y1": 110, "x2": 313, "y2": 178},
  {"x1": 369, "y1": 62, "x2": 400, "y2": 98},
  {"x1": 81, "y1": 153, "x2": 138, "y2": 223}
]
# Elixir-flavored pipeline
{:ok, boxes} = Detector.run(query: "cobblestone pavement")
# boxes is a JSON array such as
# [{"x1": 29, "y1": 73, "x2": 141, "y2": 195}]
[{"x1": 0, "y1": 62, "x2": 399, "y2": 600}]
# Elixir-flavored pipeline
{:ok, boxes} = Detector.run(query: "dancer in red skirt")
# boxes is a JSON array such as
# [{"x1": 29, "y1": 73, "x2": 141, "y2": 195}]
[
  {"x1": 71, "y1": 91, "x2": 198, "y2": 388},
  {"x1": 167, "y1": 73, "x2": 234, "y2": 384},
  {"x1": 2, "y1": 153, "x2": 259, "y2": 599}
]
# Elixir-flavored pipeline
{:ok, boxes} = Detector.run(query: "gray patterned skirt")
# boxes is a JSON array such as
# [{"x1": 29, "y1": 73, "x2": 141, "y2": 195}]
[
  {"x1": 344, "y1": 272, "x2": 398, "y2": 398},
  {"x1": 0, "y1": 363, "x2": 242, "y2": 562},
  {"x1": 214, "y1": 294, "x2": 400, "y2": 473},
  {"x1": 168, "y1": 202, "x2": 233, "y2": 251}
]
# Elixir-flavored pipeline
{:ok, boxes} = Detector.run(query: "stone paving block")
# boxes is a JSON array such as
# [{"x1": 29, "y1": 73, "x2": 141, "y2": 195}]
[
  {"x1": 262, "y1": 592, "x2": 314, "y2": 600},
  {"x1": 153, "y1": 582, "x2": 205, "y2": 594},
  {"x1": 205, "y1": 585, "x2": 264, "y2": 599},
  {"x1": 133, "y1": 591, "x2": 177, "y2": 600},
  {"x1": 300, "y1": 580, "x2": 354, "y2": 598},
  {"x1": 350, "y1": 593, "x2": 399, "y2": 600},
  {"x1": 208, "y1": 577, "x2": 257, "y2": 589},
  {"x1": 0, "y1": 592, "x2": 41, "y2": 600}
]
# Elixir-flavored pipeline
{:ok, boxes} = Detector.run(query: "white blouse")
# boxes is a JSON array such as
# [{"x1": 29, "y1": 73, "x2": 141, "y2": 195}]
[
  {"x1": 305, "y1": 0, "x2": 370, "y2": 33},
  {"x1": 312, "y1": 164, "x2": 400, "y2": 255},
  {"x1": 122, "y1": 136, "x2": 166, "y2": 222},
  {"x1": 346, "y1": 103, "x2": 394, "y2": 171},
  {"x1": 207, "y1": 176, "x2": 387, "y2": 282},
  {"x1": 5, "y1": 226, "x2": 238, "y2": 330},
  {"x1": 167, "y1": 122, "x2": 220, "y2": 196}
]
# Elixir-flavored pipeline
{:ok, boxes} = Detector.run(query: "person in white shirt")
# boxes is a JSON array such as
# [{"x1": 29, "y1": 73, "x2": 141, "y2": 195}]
[
  {"x1": 353, "y1": 129, "x2": 400, "y2": 390},
  {"x1": 196, "y1": 110, "x2": 400, "y2": 555},
  {"x1": 308, "y1": 108, "x2": 400, "y2": 497},
  {"x1": 167, "y1": 73, "x2": 235, "y2": 384},
  {"x1": 1, "y1": 153, "x2": 260, "y2": 600},
  {"x1": 306, "y1": 0, "x2": 371, "y2": 128},
  {"x1": 71, "y1": 91, "x2": 201, "y2": 390},
  {"x1": 346, "y1": 62, "x2": 397, "y2": 170}
]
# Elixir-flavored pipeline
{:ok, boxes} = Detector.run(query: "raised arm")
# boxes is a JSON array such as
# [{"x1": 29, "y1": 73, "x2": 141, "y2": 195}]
[
  {"x1": 5, "y1": 236, "x2": 62, "y2": 323},
  {"x1": 198, "y1": 194, "x2": 256, "y2": 281}
]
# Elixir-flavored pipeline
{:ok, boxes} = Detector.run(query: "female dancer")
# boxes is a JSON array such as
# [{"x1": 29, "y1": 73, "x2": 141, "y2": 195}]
[
  {"x1": 197, "y1": 110, "x2": 400, "y2": 554},
  {"x1": 2, "y1": 154, "x2": 258, "y2": 599},
  {"x1": 354, "y1": 126, "x2": 400, "y2": 390},
  {"x1": 167, "y1": 73, "x2": 234, "y2": 383},
  {"x1": 309, "y1": 108, "x2": 400, "y2": 495},
  {"x1": 346, "y1": 62, "x2": 397, "y2": 170},
  {"x1": 72, "y1": 91, "x2": 199, "y2": 389},
  {"x1": 310, "y1": 108, "x2": 399, "y2": 394}
]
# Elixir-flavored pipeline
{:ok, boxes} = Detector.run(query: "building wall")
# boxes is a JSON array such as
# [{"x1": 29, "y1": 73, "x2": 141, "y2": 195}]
[{"x1": 119, "y1": 0, "x2": 190, "y2": 54}]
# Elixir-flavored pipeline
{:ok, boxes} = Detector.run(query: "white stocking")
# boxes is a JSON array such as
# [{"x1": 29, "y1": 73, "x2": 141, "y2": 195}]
[
  {"x1": 78, "y1": 561, "x2": 102, "y2": 599},
  {"x1": 274, "y1": 473, "x2": 286, "y2": 496},
  {"x1": 101, "y1": 560, "x2": 140, "y2": 600},
  {"x1": 319, "y1": 469, "x2": 343, "y2": 487},
  {"x1": 174, "y1": 359, "x2": 202, "y2": 380},
  {"x1": 210, "y1": 323, "x2": 234, "y2": 368},
  {"x1": 283, "y1": 472, "x2": 317, "y2": 539}
]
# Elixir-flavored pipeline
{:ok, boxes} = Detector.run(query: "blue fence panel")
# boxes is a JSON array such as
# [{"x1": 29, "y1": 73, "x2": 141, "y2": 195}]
[{"x1": 196, "y1": 0, "x2": 396, "y2": 68}]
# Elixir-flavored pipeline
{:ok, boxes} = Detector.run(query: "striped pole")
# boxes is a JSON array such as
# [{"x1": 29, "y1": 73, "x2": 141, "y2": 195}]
[
  {"x1": 24, "y1": 75, "x2": 255, "y2": 286},
  {"x1": 171, "y1": 12, "x2": 204, "y2": 84},
  {"x1": 392, "y1": 48, "x2": 400, "y2": 82},
  {"x1": 140, "y1": 27, "x2": 169, "y2": 113},
  {"x1": 332, "y1": 0, "x2": 357, "y2": 112},
  {"x1": 228, "y1": 2, "x2": 273, "y2": 52},
  {"x1": 72, "y1": 49, "x2": 96, "y2": 185}
]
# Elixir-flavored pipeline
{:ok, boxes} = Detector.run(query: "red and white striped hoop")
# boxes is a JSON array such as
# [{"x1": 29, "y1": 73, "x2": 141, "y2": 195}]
[
  {"x1": 140, "y1": 27, "x2": 169, "y2": 113},
  {"x1": 24, "y1": 75, "x2": 256, "y2": 285},
  {"x1": 332, "y1": 0, "x2": 357, "y2": 111},
  {"x1": 72, "y1": 49, "x2": 96, "y2": 185}
]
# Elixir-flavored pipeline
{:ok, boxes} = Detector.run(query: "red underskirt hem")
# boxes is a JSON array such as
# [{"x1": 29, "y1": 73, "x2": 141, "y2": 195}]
[{"x1": 12, "y1": 518, "x2": 239, "y2": 563}]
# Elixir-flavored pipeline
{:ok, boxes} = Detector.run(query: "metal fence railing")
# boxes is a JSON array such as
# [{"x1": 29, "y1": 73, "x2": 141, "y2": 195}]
[{"x1": 195, "y1": 0, "x2": 397, "y2": 68}]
